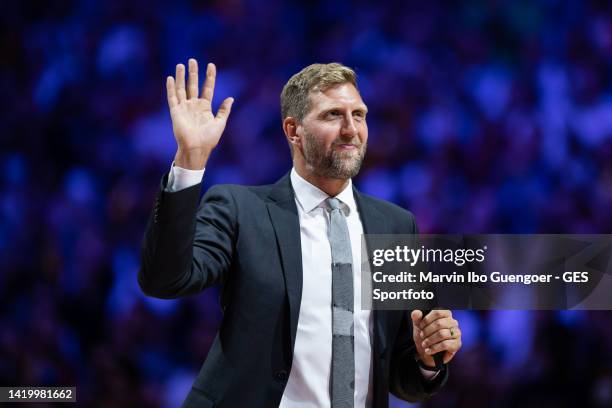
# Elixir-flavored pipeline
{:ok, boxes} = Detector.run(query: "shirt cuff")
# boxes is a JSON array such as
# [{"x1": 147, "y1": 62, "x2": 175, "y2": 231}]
[
  {"x1": 165, "y1": 162, "x2": 205, "y2": 193},
  {"x1": 418, "y1": 366, "x2": 440, "y2": 381}
]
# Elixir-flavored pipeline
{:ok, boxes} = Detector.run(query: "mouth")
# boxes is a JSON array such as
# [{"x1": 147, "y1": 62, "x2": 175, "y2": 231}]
[{"x1": 334, "y1": 144, "x2": 359, "y2": 151}]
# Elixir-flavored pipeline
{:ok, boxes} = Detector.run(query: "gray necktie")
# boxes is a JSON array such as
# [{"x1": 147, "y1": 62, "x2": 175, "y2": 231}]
[{"x1": 327, "y1": 197, "x2": 354, "y2": 408}]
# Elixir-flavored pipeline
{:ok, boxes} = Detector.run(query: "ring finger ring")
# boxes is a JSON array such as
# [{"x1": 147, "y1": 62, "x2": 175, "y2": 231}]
[{"x1": 450, "y1": 328, "x2": 455, "y2": 337}]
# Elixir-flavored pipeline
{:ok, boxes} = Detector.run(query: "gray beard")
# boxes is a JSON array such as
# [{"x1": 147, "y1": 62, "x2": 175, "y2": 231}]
[{"x1": 302, "y1": 131, "x2": 367, "y2": 179}]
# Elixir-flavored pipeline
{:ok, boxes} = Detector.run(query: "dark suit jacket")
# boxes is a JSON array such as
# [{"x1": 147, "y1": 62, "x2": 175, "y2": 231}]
[{"x1": 138, "y1": 172, "x2": 447, "y2": 407}]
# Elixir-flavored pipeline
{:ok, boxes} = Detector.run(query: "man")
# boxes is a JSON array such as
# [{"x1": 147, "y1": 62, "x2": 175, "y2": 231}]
[{"x1": 139, "y1": 59, "x2": 462, "y2": 407}]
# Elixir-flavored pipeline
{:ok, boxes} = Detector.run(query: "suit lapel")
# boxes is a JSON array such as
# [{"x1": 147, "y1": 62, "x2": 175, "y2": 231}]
[
  {"x1": 265, "y1": 176, "x2": 393, "y2": 358},
  {"x1": 266, "y1": 173, "x2": 303, "y2": 351},
  {"x1": 353, "y1": 188, "x2": 390, "y2": 357}
]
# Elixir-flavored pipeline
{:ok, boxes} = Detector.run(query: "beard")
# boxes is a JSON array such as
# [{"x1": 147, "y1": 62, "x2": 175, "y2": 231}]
[{"x1": 302, "y1": 130, "x2": 367, "y2": 179}]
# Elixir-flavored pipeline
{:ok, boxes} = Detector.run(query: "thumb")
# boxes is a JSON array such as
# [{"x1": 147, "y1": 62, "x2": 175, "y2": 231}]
[
  {"x1": 411, "y1": 310, "x2": 423, "y2": 327},
  {"x1": 216, "y1": 97, "x2": 234, "y2": 121}
]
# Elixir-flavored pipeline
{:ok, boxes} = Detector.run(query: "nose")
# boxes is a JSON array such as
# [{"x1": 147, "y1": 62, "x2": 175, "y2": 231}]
[{"x1": 340, "y1": 116, "x2": 358, "y2": 140}]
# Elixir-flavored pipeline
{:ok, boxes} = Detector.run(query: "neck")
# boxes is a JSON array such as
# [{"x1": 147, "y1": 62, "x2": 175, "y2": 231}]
[{"x1": 294, "y1": 162, "x2": 350, "y2": 197}]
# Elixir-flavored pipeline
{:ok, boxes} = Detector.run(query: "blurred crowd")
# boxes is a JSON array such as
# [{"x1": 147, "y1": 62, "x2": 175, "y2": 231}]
[{"x1": 1, "y1": 0, "x2": 612, "y2": 406}]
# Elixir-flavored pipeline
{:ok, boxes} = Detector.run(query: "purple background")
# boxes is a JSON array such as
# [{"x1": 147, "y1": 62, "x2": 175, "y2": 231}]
[{"x1": 2, "y1": 0, "x2": 612, "y2": 406}]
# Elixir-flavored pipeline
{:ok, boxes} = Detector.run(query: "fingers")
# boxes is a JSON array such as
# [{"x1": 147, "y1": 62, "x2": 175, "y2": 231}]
[
  {"x1": 420, "y1": 316, "x2": 459, "y2": 338},
  {"x1": 216, "y1": 97, "x2": 234, "y2": 121},
  {"x1": 170, "y1": 60, "x2": 227, "y2": 114},
  {"x1": 418, "y1": 309, "x2": 452, "y2": 329},
  {"x1": 421, "y1": 327, "x2": 461, "y2": 349},
  {"x1": 187, "y1": 58, "x2": 199, "y2": 99},
  {"x1": 166, "y1": 76, "x2": 178, "y2": 109},
  {"x1": 422, "y1": 338, "x2": 462, "y2": 359},
  {"x1": 176, "y1": 63, "x2": 187, "y2": 102},
  {"x1": 202, "y1": 63, "x2": 216, "y2": 103}
]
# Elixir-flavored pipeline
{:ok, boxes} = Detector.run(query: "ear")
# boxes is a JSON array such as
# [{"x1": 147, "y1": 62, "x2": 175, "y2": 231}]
[{"x1": 283, "y1": 117, "x2": 302, "y2": 150}]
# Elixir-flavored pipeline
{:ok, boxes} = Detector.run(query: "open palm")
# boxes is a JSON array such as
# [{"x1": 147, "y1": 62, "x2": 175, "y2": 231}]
[{"x1": 167, "y1": 59, "x2": 233, "y2": 167}]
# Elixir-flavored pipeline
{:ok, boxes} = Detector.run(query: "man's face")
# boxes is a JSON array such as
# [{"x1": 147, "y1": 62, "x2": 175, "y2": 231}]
[{"x1": 298, "y1": 83, "x2": 368, "y2": 179}]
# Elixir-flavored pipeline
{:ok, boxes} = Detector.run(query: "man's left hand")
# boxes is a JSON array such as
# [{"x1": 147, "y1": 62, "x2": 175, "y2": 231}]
[{"x1": 411, "y1": 309, "x2": 461, "y2": 368}]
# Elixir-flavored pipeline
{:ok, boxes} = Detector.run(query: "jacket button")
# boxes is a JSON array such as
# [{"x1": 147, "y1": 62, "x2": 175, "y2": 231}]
[{"x1": 274, "y1": 370, "x2": 288, "y2": 382}]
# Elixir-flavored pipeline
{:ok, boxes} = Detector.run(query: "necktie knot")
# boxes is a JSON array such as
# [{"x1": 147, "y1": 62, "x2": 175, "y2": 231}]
[{"x1": 327, "y1": 197, "x2": 343, "y2": 211}]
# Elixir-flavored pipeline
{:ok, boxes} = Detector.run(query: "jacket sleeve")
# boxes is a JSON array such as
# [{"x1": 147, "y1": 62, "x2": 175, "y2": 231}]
[
  {"x1": 138, "y1": 175, "x2": 236, "y2": 299},
  {"x1": 388, "y1": 211, "x2": 449, "y2": 401},
  {"x1": 388, "y1": 311, "x2": 449, "y2": 402}
]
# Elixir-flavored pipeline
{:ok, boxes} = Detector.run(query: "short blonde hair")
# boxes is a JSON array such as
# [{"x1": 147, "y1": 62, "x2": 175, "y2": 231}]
[{"x1": 280, "y1": 63, "x2": 357, "y2": 122}]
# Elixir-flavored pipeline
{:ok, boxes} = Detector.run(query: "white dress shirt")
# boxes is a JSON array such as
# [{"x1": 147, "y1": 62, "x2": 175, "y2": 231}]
[
  {"x1": 165, "y1": 164, "x2": 437, "y2": 408},
  {"x1": 278, "y1": 169, "x2": 373, "y2": 408}
]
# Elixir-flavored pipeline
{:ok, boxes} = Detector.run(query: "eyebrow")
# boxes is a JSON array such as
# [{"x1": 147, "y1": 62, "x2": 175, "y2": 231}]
[{"x1": 319, "y1": 105, "x2": 369, "y2": 114}]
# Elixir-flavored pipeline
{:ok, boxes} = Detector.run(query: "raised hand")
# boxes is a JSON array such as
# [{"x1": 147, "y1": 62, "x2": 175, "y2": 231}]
[{"x1": 167, "y1": 58, "x2": 234, "y2": 169}]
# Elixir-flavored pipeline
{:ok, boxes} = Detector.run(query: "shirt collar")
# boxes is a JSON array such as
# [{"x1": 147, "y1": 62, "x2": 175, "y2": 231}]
[{"x1": 290, "y1": 168, "x2": 357, "y2": 215}]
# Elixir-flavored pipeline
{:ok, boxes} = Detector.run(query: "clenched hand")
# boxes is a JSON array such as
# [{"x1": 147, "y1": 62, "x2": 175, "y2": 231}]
[{"x1": 411, "y1": 309, "x2": 461, "y2": 369}]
